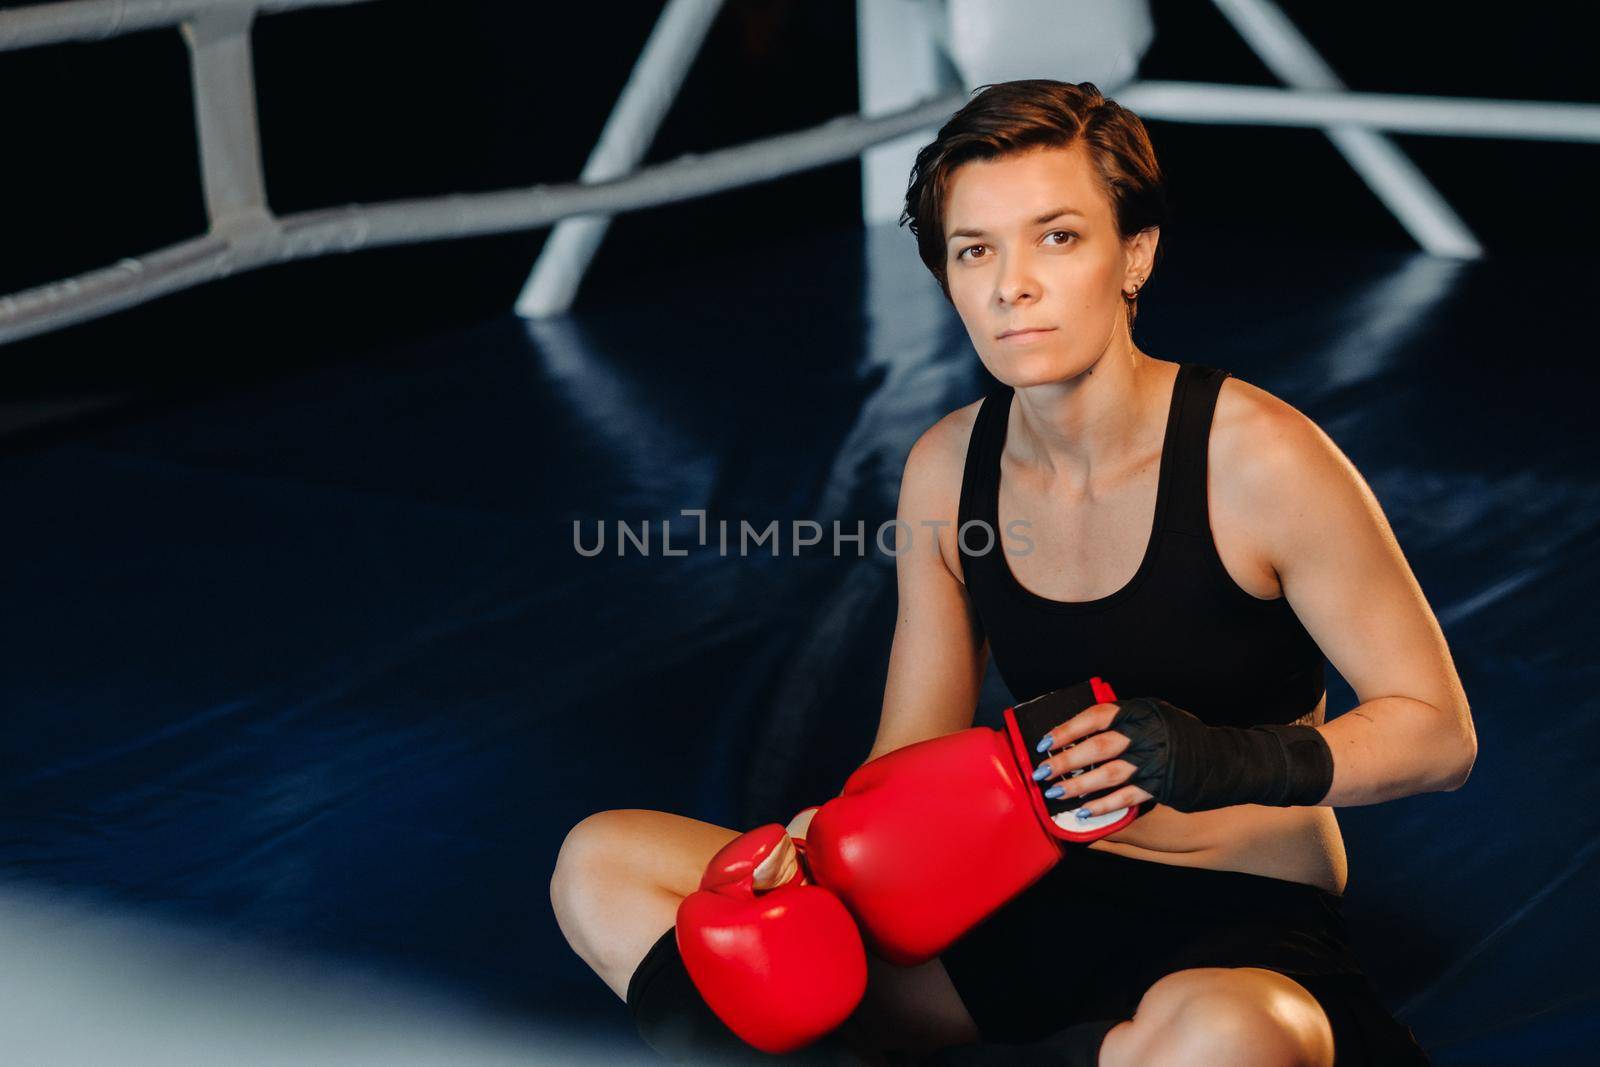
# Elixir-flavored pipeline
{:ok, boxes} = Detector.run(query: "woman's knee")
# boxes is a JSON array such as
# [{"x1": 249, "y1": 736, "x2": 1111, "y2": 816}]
[
  {"x1": 552, "y1": 811, "x2": 694, "y2": 948},
  {"x1": 551, "y1": 810, "x2": 709, "y2": 1000},
  {"x1": 551, "y1": 810, "x2": 633, "y2": 911},
  {"x1": 555, "y1": 808, "x2": 743, "y2": 901},
  {"x1": 550, "y1": 810, "x2": 748, "y2": 959},
  {"x1": 1112, "y1": 968, "x2": 1333, "y2": 1067}
]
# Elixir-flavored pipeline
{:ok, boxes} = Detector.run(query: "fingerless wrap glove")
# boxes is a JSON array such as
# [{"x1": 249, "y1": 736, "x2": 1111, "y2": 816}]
[{"x1": 1109, "y1": 697, "x2": 1334, "y2": 813}]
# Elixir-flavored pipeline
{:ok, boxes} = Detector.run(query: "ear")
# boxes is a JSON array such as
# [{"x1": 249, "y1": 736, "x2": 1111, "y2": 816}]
[{"x1": 1124, "y1": 225, "x2": 1160, "y2": 286}]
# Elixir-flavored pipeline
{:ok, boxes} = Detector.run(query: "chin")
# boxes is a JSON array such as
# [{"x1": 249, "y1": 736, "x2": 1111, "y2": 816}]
[{"x1": 980, "y1": 345, "x2": 1090, "y2": 389}]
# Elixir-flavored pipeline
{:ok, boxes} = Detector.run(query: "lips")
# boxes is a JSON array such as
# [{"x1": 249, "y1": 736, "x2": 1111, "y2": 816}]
[{"x1": 998, "y1": 327, "x2": 1056, "y2": 339}]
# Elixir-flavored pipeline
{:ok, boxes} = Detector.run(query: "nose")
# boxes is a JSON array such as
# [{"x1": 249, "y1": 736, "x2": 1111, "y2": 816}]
[{"x1": 995, "y1": 252, "x2": 1039, "y2": 306}]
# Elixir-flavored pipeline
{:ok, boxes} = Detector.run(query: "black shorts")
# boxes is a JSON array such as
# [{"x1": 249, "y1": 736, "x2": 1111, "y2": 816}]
[{"x1": 938, "y1": 845, "x2": 1430, "y2": 1065}]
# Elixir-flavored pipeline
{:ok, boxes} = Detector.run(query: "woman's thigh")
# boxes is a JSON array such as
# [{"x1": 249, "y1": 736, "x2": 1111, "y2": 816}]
[{"x1": 550, "y1": 808, "x2": 982, "y2": 1053}]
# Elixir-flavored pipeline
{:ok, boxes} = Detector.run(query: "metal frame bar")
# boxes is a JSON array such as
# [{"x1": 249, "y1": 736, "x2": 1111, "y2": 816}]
[
  {"x1": 514, "y1": 0, "x2": 726, "y2": 319},
  {"x1": 1118, "y1": 82, "x2": 1600, "y2": 143},
  {"x1": 1210, "y1": 0, "x2": 1480, "y2": 258},
  {"x1": 0, "y1": 0, "x2": 372, "y2": 51},
  {"x1": 181, "y1": 5, "x2": 271, "y2": 231}
]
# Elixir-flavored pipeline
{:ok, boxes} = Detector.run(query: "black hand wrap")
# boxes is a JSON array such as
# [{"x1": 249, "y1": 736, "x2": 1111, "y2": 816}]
[{"x1": 1108, "y1": 697, "x2": 1334, "y2": 813}]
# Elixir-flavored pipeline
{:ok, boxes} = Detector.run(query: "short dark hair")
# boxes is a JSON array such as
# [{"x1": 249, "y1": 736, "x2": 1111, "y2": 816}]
[{"x1": 900, "y1": 79, "x2": 1170, "y2": 329}]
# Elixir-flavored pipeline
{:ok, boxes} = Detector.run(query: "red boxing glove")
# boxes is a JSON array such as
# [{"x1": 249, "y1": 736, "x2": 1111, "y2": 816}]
[
  {"x1": 802, "y1": 678, "x2": 1145, "y2": 966},
  {"x1": 675, "y1": 823, "x2": 868, "y2": 1054}
]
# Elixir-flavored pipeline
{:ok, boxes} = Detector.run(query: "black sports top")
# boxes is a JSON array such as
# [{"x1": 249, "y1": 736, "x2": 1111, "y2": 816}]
[{"x1": 956, "y1": 362, "x2": 1325, "y2": 727}]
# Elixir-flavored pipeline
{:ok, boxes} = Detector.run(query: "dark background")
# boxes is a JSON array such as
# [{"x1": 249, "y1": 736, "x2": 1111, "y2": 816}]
[
  {"x1": 0, "y1": 0, "x2": 1592, "y2": 419},
  {"x1": 2, "y1": 4, "x2": 1596, "y2": 1060}
]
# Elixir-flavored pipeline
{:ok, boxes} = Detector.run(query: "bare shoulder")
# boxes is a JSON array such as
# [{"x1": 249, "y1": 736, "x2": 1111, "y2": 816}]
[
  {"x1": 1210, "y1": 373, "x2": 1386, "y2": 588},
  {"x1": 1211, "y1": 373, "x2": 1353, "y2": 497},
  {"x1": 900, "y1": 397, "x2": 986, "y2": 581},
  {"x1": 902, "y1": 396, "x2": 983, "y2": 506}
]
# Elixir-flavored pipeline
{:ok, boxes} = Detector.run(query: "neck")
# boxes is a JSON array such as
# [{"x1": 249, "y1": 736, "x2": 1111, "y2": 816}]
[{"x1": 1009, "y1": 347, "x2": 1168, "y2": 488}]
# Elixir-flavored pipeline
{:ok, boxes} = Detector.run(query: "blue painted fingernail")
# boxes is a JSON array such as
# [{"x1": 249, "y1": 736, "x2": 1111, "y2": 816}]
[
  {"x1": 1044, "y1": 784, "x2": 1065, "y2": 799},
  {"x1": 1032, "y1": 763, "x2": 1052, "y2": 781},
  {"x1": 1074, "y1": 807, "x2": 1094, "y2": 820},
  {"x1": 1036, "y1": 734, "x2": 1053, "y2": 753}
]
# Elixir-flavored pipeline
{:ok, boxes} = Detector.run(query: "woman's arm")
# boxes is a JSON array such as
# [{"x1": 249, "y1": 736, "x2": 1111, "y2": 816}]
[
  {"x1": 861, "y1": 411, "x2": 989, "y2": 767},
  {"x1": 1226, "y1": 387, "x2": 1478, "y2": 806}
]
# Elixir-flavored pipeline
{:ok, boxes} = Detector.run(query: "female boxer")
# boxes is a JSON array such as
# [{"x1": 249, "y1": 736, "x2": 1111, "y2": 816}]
[{"x1": 552, "y1": 79, "x2": 1473, "y2": 1066}]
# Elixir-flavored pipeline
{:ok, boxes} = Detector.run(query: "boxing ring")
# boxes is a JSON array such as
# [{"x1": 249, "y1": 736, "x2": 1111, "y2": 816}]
[{"x1": 2, "y1": 1, "x2": 1597, "y2": 1063}]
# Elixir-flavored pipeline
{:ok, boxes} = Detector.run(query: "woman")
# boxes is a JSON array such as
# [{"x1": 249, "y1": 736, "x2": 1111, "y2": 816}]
[{"x1": 551, "y1": 80, "x2": 1475, "y2": 1066}]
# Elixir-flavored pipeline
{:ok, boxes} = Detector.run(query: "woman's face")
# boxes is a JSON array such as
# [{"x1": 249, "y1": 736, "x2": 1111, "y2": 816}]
[{"x1": 942, "y1": 142, "x2": 1153, "y2": 388}]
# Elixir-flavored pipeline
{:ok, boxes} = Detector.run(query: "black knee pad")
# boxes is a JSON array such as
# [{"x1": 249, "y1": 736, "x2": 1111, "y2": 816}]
[
  {"x1": 624, "y1": 926, "x2": 874, "y2": 1065},
  {"x1": 917, "y1": 1017, "x2": 1118, "y2": 1067}
]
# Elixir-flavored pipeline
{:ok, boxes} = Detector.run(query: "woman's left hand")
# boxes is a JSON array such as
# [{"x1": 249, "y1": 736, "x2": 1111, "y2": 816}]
[
  {"x1": 1029, "y1": 698, "x2": 1154, "y2": 818},
  {"x1": 1032, "y1": 696, "x2": 1336, "y2": 815}
]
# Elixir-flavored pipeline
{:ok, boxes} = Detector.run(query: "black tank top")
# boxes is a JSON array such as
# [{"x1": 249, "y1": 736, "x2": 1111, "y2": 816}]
[{"x1": 956, "y1": 362, "x2": 1324, "y2": 727}]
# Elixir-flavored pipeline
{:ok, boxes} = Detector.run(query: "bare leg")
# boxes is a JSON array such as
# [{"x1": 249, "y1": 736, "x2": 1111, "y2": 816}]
[
  {"x1": 550, "y1": 808, "x2": 982, "y2": 1059},
  {"x1": 550, "y1": 808, "x2": 736, "y2": 1000}
]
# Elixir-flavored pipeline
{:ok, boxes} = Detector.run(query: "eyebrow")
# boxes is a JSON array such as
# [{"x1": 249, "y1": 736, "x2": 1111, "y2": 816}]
[{"x1": 947, "y1": 206, "x2": 1085, "y2": 242}]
